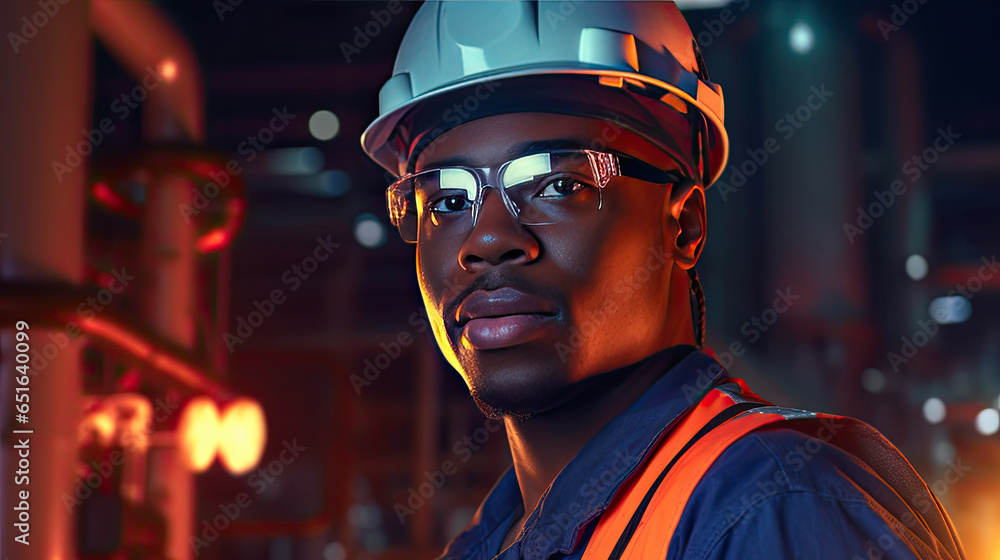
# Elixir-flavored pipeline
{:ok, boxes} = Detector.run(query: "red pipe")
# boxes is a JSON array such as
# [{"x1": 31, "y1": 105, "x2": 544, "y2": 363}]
[
  {"x1": 90, "y1": 148, "x2": 247, "y2": 254},
  {"x1": 0, "y1": 282, "x2": 230, "y2": 399}
]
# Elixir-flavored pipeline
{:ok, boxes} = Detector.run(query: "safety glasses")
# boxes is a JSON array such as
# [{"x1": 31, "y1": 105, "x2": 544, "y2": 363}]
[{"x1": 386, "y1": 149, "x2": 682, "y2": 243}]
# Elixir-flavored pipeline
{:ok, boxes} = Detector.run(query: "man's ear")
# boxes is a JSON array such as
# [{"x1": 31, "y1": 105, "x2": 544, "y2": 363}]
[{"x1": 665, "y1": 179, "x2": 706, "y2": 270}]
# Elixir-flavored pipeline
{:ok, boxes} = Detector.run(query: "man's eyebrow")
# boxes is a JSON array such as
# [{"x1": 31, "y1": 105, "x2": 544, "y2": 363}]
[{"x1": 418, "y1": 138, "x2": 587, "y2": 170}]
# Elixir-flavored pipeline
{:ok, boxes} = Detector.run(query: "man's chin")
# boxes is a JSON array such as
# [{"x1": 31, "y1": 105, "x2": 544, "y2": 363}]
[
  {"x1": 465, "y1": 376, "x2": 568, "y2": 422},
  {"x1": 469, "y1": 389, "x2": 539, "y2": 422},
  {"x1": 454, "y1": 341, "x2": 577, "y2": 420}
]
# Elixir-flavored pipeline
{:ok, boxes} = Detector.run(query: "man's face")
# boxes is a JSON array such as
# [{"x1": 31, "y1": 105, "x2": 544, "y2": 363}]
[{"x1": 413, "y1": 112, "x2": 699, "y2": 420}]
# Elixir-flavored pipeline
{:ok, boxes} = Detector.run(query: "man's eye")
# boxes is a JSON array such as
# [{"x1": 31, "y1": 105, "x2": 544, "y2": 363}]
[
  {"x1": 430, "y1": 194, "x2": 472, "y2": 213},
  {"x1": 536, "y1": 177, "x2": 587, "y2": 198}
]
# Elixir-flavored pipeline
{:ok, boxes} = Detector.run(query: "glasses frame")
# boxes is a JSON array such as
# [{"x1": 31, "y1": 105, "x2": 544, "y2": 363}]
[{"x1": 386, "y1": 149, "x2": 684, "y2": 243}]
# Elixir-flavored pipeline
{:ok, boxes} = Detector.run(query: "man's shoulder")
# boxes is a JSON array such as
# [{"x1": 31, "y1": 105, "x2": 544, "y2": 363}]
[
  {"x1": 678, "y1": 424, "x2": 881, "y2": 526},
  {"x1": 668, "y1": 420, "x2": 960, "y2": 560}
]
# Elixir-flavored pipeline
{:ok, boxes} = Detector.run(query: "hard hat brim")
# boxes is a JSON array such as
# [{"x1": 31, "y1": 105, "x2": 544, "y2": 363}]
[{"x1": 361, "y1": 67, "x2": 729, "y2": 188}]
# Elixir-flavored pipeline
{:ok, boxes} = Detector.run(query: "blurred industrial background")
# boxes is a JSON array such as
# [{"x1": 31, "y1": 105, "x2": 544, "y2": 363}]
[{"x1": 0, "y1": 0, "x2": 998, "y2": 558}]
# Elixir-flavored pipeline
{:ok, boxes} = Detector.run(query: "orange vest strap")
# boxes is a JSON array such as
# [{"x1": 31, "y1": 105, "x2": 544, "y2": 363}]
[
  {"x1": 582, "y1": 382, "x2": 811, "y2": 560},
  {"x1": 621, "y1": 408, "x2": 811, "y2": 558},
  {"x1": 581, "y1": 384, "x2": 755, "y2": 559}
]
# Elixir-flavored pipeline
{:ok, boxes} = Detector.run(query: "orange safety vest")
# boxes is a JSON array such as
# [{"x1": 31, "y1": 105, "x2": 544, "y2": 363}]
[{"x1": 581, "y1": 379, "x2": 965, "y2": 560}]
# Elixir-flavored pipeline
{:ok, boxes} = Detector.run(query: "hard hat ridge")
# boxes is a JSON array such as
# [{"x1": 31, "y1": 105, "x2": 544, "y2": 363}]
[{"x1": 361, "y1": 1, "x2": 729, "y2": 186}]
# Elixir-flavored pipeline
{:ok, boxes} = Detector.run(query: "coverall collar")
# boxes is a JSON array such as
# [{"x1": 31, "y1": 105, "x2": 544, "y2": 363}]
[{"x1": 438, "y1": 346, "x2": 729, "y2": 560}]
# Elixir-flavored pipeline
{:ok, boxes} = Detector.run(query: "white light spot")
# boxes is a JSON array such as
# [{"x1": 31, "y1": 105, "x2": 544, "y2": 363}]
[
  {"x1": 905, "y1": 254, "x2": 928, "y2": 281},
  {"x1": 975, "y1": 408, "x2": 1000, "y2": 436},
  {"x1": 861, "y1": 368, "x2": 887, "y2": 393},
  {"x1": 323, "y1": 542, "x2": 346, "y2": 560},
  {"x1": 309, "y1": 110, "x2": 341, "y2": 141},
  {"x1": 265, "y1": 147, "x2": 324, "y2": 175},
  {"x1": 789, "y1": 22, "x2": 814, "y2": 55},
  {"x1": 929, "y1": 296, "x2": 972, "y2": 324},
  {"x1": 354, "y1": 213, "x2": 387, "y2": 248},
  {"x1": 932, "y1": 439, "x2": 955, "y2": 464},
  {"x1": 923, "y1": 397, "x2": 946, "y2": 424}
]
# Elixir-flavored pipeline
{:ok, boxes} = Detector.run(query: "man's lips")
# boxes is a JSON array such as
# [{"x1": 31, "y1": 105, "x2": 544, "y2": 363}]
[{"x1": 454, "y1": 287, "x2": 557, "y2": 350}]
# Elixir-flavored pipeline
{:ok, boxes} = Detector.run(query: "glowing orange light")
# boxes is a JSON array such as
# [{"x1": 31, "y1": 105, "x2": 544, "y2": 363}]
[
  {"x1": 196, "y1": 228, "x2": 230, "y2": 253},
  {"x1": 218, "y1": 399, "x2": 267, "y2": 475},
  {"x1": 91, "y1": 181, "x2": 140, "y2": 218},
  {"x1": 177, "y1": 397, "x2": 220, "y2": 472},
  {"x1": 195, "y1": 198, "x2": 244, "y2": 253},
  {"x1": 79, "y1": 410, "x2": 116, "y2": 447},
  {"x1": 158, "y1": 58, "x2": 178, "y2": 83}
]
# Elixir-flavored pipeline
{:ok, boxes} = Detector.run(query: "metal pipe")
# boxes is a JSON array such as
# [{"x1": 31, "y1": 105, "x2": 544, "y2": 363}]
[
  {"x1": 90, "y1": 0, "x2": 204, "y2": 143},
  {"x1": 89, "y1": 147, "x2": 248, "y2": 254},
  {"x1": 0, "y1": 0, "x2": 91, "y2": 556},
  {"x1": 0, "y1": 283, "x2": 231, "y2": 399},
  {"x1": 91, "y1": 4, "x2": 208, "y2": 557}
]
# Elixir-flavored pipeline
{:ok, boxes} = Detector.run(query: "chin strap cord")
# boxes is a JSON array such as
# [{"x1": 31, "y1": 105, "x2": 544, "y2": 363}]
[{"x1": 688, "y1": 268, "x2": 706, "y2": 348}]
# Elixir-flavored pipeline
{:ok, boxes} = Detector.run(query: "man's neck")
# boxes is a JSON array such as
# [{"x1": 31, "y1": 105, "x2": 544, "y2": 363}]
[{"x1": 501, "y1": 345, "x2": 696, "y2": 530}]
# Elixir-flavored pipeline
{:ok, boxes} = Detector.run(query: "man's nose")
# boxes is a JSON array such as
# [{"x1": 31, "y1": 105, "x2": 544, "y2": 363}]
[{"x1": 457, "y1": 188, "x2": 539, "y2": 272}]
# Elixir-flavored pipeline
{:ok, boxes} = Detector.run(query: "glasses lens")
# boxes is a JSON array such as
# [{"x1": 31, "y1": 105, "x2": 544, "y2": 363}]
[
  {"x1": 388, "y1": 168, "x2": 481, "y2": 242},
  {"x1": 387, "y1": 179, "x2": 418, "y2": 243},
  {"x1": 500, "y1": 151, "x2": 603, "y2": 225}
]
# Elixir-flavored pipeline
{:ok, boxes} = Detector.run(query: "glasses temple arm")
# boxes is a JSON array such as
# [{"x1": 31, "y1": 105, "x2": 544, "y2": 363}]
[{"x1": 616, "y1": 155, "x2": 685, "y2": 185}]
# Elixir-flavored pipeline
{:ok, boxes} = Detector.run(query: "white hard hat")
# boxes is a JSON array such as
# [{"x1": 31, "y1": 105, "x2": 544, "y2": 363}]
[{"x1": 361, "y1": 0, "x2": 728, "y2": 187}]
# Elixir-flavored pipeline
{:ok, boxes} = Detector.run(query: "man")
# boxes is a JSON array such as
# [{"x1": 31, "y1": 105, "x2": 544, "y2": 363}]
[{"x1": 361, "y1": 2, "x2": 966, "y2": 558}]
